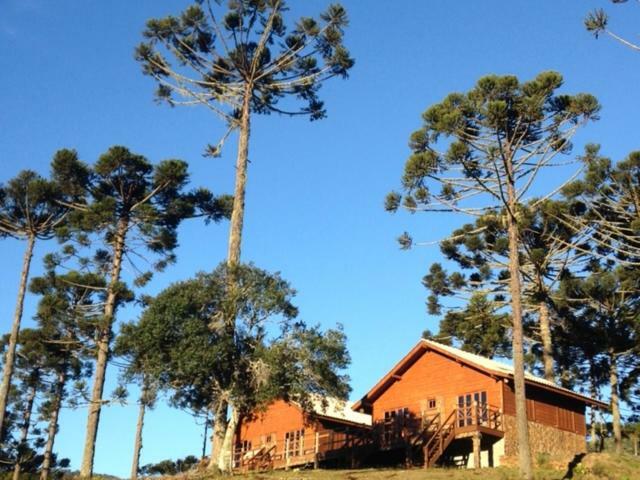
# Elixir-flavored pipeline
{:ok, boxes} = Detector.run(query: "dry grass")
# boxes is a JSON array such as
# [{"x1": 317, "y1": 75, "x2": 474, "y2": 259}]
[{"x1": 179, "y1": 453, "x2": 640, "y2": 480}]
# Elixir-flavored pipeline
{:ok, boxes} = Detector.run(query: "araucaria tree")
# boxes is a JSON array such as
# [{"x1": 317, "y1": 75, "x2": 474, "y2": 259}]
[
  {"x1": 60, "y1": 146, "x2": 229, "y2": 478},
  {"x1": 559, "y1": 146, "x2": 640, "y2": 454},
  {"x1": 136, "y1": 0, "x2": 354, "y2": 263},
  {"x1": 386, "y1": 72, "x2": 599, "y2": 479},
  {"x1": 29, "y1": 269, "x2": 104, "y2": 480},
  {"x1": 118, "y1": 263, "x2": 350, "y2": 473},
  {"x1": 135, "y1": 0, "x2": 354, "y2": 463},
  {"x1": 423, "y1": 198, "x2": 589, "y2": 381},
  {"x1": 0, "y1": 150, "x2": 87, "y2": 440}
]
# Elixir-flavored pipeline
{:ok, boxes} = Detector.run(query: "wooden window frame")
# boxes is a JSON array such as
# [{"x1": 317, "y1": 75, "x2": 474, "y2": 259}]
[
  {"x1": 457, "y1": 390, "x2": 488, "y2": 427},
  {"x1": 284, "y1": 429, "x2": 305, "y2": 458},
  {"x1": 383, "y1": 407, "x2": 410, "y2": 445}
]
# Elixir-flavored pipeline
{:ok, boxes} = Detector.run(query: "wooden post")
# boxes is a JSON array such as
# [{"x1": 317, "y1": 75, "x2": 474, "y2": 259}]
[
  {"x1": 284, "y1": 436, "x2": 290, "y2": 470},
  {"x1": 349, "y1": 428, "x2": 356, "y2": 468},
  {"x1": 314, "y1": 432, "x2": 320, "y2": 469},
  {"x1": 472, "y1": 433, "x2": 482, "y2": 469}
]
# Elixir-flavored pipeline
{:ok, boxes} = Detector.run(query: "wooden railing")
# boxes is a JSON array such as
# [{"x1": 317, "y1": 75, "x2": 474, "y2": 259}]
[
  {"x1": 455, "y1": 403, "x2": 503, "y2": 432},
  {"x1": 232, "y1": 427, "x2": 375, "y2": 472},
  {"x1": 423, "y1": 409, "x2": 457, "y2": 468},
  {"x1": 423, "y1": 403, "x2": 503, "y2": 468}
]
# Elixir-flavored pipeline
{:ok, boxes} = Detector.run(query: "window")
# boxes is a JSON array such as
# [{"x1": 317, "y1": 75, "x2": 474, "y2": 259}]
[
  {"x1": 427, "y1": 398, "x2": 437, "y2": 410},
  {"x1": 457, "y1": 391, "x2": 488, "y2": 427},
  {"x1": 285, "y1": 429, "x2": 304, "y2": 457},
  {"x1": 383, "y1": 407, "x2": 410, "y2": 445},
  {"x1": 262, "y1": 433, "x2": 276, "y2": 446}
]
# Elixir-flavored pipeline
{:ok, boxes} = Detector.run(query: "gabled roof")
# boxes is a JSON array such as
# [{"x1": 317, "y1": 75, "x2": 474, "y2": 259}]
[
  {"x1": 299, "y1": 395, "x2": 372, "y2": 427},
  {"x1": 352, "y1": 339, "x2": 608, "y2": 410}
]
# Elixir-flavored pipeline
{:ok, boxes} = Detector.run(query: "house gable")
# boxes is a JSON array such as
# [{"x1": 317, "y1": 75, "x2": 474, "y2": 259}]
[{"x1": 367, "y1": 348, "x2": 504, "y2": 422}]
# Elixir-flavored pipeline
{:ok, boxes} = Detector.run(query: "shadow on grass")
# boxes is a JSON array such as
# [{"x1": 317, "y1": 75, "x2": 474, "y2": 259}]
[{"x1": 562, "y1": 452, "x2": 586, "y2": 479}]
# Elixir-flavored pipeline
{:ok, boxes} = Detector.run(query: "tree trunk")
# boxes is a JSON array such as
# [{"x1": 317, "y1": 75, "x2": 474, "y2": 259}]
[
  {"x1": 13, "y1": 381, "x2": 37, "y2": 480},
  {"x1": 202, "y1": 417, "x2": 209, "y2": 460},
  {"x1": 588, "y1": 378, "x2": 598, "y2": 452},
  {"x1": 211, "y1": 83, "x2": 253, "y2": 468},
  {"x1": 40, "y1": 370, "x2": 66, "y2": 480},
  {"x1": 609, "y1": 351, "x2": 622, "y2": 455},
  {"x1": 217, "y1": 407, "x2": 240, "y2": 473},
  {"x1": 538, "y1": 302, "x2": 555, "y2": 382},
  {"x1": 589, "y1": 411, "x2": 597, "y2": 451},
  {"x1": 226, "y1": 83, "x2": 252, "y2": 268},
  {"x1": 130, "y1": 396, "x2": 146, "y2": 480},
  {"x1": 208, "y1": 400, "x2": 227, "y2": 469},
  {"x1": 80, "y1": 218, "x2": 128, "y2": 478},
  {"x1": 0, "y1": 234, "x2": 36, "y2": 440},
  {"x1": 506, "y1": 178, "x2": 533, "y2": 480}
]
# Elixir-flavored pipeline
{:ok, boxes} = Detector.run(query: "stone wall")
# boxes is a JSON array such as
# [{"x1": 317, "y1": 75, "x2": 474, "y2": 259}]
[{"x1": 502, "y1": 414, "x2": 586, "y2": 465}]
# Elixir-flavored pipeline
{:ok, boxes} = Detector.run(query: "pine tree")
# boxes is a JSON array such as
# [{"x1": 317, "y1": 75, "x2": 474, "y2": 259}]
[
  {"x1": 559, "y1": 266, "x2": 640, "y2": 454},
  {"x1": 28, "y1": 269, "x2": 103, "y2": 480},
  {"x1": 135, "y1": 3, "x2": 354, "y2": 464},
  {"x1": 113, "y1": 323, "x2": 159, "y2": 480},
  {"x1": 0, "y1": 329, "x2": 48, "y2": 480},
  {"x1": 423, "y1": 199, "x2": 588, "y2": 380},
  {"x1": 55, "y1": 146, "x2": 229, "y2": 478},
  {"x1": 387, "y1": 72, "x2": 599, "y2": 479},
  {"x1": 0, "y1": 150, "x2": 88, "y2": 440}
]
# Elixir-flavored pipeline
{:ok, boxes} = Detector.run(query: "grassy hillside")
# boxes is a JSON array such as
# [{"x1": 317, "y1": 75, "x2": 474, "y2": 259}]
[{"x1": 184, "y1": 453, "x2": 640, "y2": 480}]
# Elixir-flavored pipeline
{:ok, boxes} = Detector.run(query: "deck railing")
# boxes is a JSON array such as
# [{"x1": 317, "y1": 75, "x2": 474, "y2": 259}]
[{"x1": 233, "y1": 427, "x2": 374, "y2": 472}]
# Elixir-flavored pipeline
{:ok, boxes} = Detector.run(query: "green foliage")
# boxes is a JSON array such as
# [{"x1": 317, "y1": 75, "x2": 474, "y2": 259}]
[
  {"x1": 0, "y1": 150, "x2": 88, "y2": 240},
  {"x1": 392, "y1": 71, "x2": 599, "y2": 217},
  {"x1": 136, "y1": 0, "x2": 354, "y2": 128},
  {"x1": 438, "y1": 294, "x2": 511, "y2": 359},
  {"x1": 116, "y1": 262, "x2": 350, "y2": 421},
  {"x1": 585, "y1": 9, "x2": 609, "y2": 37},
  {"x1": 56, "y1": 145, "x2": 229, "y2": 300},
  {"x1": 140, "y1": 455, "x2": 200, "y2": 476},
  {"x1": 585, "y1": 1, "x2": 638, "y2": 52}
]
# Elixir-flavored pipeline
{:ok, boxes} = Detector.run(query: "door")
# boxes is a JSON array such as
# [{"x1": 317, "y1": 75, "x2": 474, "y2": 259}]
[{"x1": 457, "y1": 391, "x2": 487, "y2": 427}]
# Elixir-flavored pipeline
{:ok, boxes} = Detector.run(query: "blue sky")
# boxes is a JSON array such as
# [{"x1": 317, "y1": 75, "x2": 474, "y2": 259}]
[{"x1": 1, "y1": 0, "x2": 639, "y2": 476}]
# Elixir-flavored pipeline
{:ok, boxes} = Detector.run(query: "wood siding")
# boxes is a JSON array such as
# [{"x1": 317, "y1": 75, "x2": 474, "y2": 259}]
[
  {"x1": 237, "y1": 400, "x2": 307, "y2": 448},
  {"x1": 370, "y1": 349, "x2": 504, "y2": 423},
  {"x1": 502, "y1": 381, "x2": 586, "y2": 435},
  {"x1": 235, "y1": 400, "x2": 370, "y2": 470}
]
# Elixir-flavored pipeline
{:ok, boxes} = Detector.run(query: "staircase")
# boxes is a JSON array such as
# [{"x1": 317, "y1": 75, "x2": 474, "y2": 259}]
[
  {"x1": 422, "y1": 409, "x2": 457, "y2": 468},
  {"x1": 236, "y1": 444, "x2": 277, "y2": 472}
]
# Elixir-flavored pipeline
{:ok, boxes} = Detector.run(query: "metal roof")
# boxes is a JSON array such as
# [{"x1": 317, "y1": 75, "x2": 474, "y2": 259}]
[{"x1": 305, "y1": 395, "x2": 373, "y2": 426}]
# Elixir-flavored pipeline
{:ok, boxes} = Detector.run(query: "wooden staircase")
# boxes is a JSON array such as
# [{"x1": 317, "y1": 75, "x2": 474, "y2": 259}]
[
  {"x1": 421, "y1": 404, "x2": 504, "y2": 468},
  {"x1": 422, "y1": 409, "x2": 457, "y2": 468},
  {"x1": 235, "y1": 444, "x2": 277, "y2": 472}
]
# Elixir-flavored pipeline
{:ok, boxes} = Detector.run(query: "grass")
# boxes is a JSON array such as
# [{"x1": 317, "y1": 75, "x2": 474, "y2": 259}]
[{"x1": 182, "y1": 453, "x2": 640, "y2": 480}]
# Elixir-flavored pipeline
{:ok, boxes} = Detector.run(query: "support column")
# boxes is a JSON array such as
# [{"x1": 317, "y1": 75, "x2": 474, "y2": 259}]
[{"x1": 473, "y1": 433, "x2": 482, "y2": 469}]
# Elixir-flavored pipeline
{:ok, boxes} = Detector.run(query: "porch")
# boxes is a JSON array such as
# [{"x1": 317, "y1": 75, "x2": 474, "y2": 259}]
[{"x1": 376, "y1": 402, "x2": 504, "y2": 468}]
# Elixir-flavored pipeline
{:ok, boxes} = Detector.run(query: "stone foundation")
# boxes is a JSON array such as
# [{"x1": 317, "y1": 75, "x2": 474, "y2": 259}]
[{"x1": 502, "y1": 414, "x2": 586, "y2": 465}]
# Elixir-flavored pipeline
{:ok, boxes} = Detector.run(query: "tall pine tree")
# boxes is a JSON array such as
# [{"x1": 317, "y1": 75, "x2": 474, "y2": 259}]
[
  {"x1": 387, "y1": 72, "x2": 599, "y2": 479},
  {"x1": 0, "y1": 150, "x2": 88, "y2": 440}
]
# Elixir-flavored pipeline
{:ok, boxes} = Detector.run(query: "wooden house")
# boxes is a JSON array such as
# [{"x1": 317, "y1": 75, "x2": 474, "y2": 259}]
[
  {"x1": 352, "y1": 339, "x2": 607, "y2": 468},
  {"x1": 232, "y1": 397, "x2": 373, "y2": 472}
]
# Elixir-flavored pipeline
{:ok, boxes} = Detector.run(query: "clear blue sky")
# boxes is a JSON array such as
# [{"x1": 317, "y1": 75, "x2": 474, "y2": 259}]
[{"x1": 1, "y1": 0, "x2": 639, "y2": 476}]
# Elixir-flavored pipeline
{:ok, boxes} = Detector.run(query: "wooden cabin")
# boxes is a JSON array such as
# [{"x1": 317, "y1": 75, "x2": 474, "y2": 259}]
[
  {"x1": 233, "y1": 397, "x2": 373, "y2": 472},
  {"x1": 352, "y1": 339, "x2": 607, "y2": 468}
]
